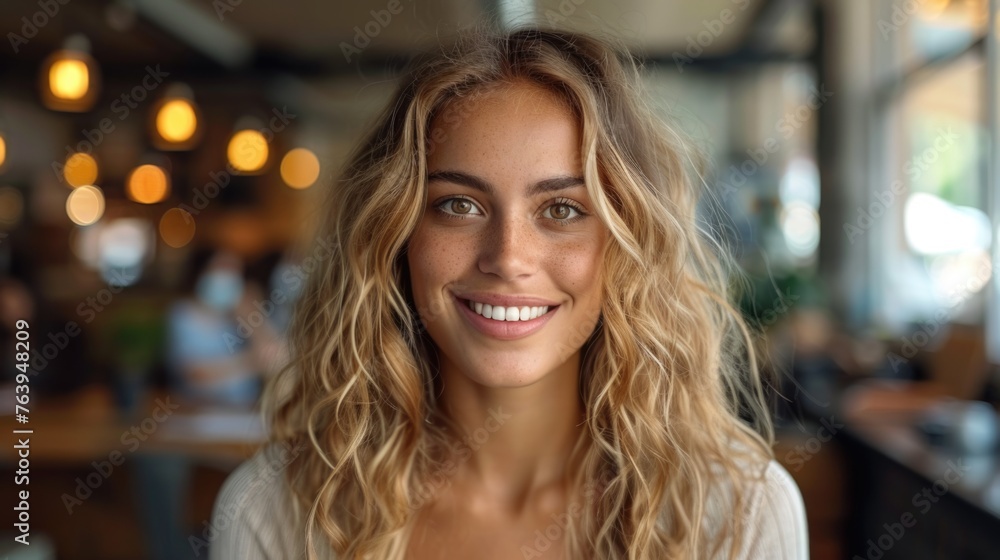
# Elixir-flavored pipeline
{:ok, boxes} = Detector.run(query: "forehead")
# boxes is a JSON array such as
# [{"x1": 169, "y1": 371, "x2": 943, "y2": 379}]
[{"x1": 426, "y1": 82, "x2": 582, "y2": 175}]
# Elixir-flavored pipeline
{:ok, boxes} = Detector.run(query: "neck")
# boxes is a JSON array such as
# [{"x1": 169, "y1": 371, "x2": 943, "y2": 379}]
[{"x1": 434, "y1": 352, "x2": 585, "y2": 514}]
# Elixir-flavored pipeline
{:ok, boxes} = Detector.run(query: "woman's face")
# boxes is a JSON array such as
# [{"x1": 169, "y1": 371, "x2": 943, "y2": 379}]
[{"x1": 406, "y1": 81, "x2": 608, "y2": 387}]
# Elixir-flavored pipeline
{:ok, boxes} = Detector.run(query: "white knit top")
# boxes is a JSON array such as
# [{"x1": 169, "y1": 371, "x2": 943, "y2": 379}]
[{"x1": 207, "y1": 442, "x2": 809, "y2": 559}]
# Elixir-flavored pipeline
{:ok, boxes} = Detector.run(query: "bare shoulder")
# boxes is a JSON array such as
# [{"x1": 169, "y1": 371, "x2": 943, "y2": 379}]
[{"x1": 207, "y1": 441, "x2": 309, "y2": 560}]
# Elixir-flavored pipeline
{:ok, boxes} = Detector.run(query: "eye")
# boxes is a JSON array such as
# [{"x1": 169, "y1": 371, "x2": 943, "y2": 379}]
[
  {"x1": 543, "y1": 198, "x2": 588, "y2": 225},
  {"x1": 434, "y1": 196, "x2": 483, "y2": 219},
  {"x1": 544, "y1": 202, "x2": 581, "y2": 221}
]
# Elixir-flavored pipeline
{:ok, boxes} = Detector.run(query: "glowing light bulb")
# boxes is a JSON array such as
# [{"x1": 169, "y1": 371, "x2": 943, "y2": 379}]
[
  {"x1": 49, "y1": 58, "x2": 89, "y2": 100},
  {"x1": 155, "y1": 99, "x2": 198, "y2": 143}
]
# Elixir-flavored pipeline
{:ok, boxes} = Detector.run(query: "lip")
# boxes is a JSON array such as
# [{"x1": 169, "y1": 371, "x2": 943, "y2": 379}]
[
  {"x1": 452, "y1": 292, "x2": 559, "y2": 341},
  {"x1": 452, "y1": 292, "x2": 560, "y2": 308}
]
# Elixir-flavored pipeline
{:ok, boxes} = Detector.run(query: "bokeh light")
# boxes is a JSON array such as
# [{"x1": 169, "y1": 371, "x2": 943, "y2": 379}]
[
  {"x1": 99, "y1": 218, "x2": 152, "y2": 269},
  {"x1": 780, "y1": 202, "x2": 821, "y2": 259},
  {"x1": 49, "y1": 58, "x2": 90, "y2": 101},
  {"x1": 227, "y1": 129, "x2": 268, "y2": 172},
  {"x1": 66, "y1": 184, "x2": 105, "y2": 226},
  {"x1": 280, "y1": 148, "x2": 320, "y2": 189},
  {"x1": 905, "y1": 192, "x2": 991, "y2": 255},
  {"x1": 126, "y1": 164, "x2": 170, "y2": 204},
  {"x1": 64, "y1": 152, "x2": 99, "y2": 187},
  {"x1": 41, "y1": 44, "x2": 100, "y2": 113},
  {"x1": 158, "y1": 207, "x2": 196, "y2": 248},
  {"x1": 155, "y1": 99, "x2": 198, "y2": 143}
]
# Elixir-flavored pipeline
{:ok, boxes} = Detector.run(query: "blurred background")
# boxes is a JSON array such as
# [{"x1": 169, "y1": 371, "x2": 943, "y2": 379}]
[{"x1": 1, "y1": 0, "x2": 999, "y2": 558}]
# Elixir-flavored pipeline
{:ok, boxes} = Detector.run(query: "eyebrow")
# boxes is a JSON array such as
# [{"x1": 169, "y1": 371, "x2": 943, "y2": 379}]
[{"x1": 426, "y1": 169, "x2": 585, "y2": 197}]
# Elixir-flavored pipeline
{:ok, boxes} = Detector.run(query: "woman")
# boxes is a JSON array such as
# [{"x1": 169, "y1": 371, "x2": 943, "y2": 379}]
[{"x1": 209, "y1": 24, "x2": 808, "y2": 560}]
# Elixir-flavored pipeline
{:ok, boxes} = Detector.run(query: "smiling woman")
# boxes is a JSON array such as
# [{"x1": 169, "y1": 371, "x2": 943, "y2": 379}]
[{"x1": 209, "y1": 21, "x2": 808, "y2": 560}]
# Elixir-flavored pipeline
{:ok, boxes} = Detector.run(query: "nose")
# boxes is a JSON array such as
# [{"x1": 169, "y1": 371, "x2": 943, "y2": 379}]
[{"x1": 477, "y1": 212, "x2": 538, "y2": 280}]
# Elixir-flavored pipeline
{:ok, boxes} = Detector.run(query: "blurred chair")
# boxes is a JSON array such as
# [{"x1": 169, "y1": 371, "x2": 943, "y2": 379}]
[{"x1": 926, "y1": 323, "x2": 988, "y2": 401}]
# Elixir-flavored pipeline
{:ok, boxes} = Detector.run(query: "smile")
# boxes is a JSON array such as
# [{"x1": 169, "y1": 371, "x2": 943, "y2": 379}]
[{"x1": 452, "y1": 293, "x2": 559, "y2": 341}]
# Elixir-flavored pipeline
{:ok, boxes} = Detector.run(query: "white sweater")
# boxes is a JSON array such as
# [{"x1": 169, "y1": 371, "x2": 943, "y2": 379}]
[{"x1": 205, "y1": 442, "x2": 809, "y2": 559}]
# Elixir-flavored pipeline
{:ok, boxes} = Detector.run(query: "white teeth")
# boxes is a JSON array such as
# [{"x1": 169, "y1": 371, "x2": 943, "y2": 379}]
[{"x1": 465, "y1": 299, "x2": 550, "y2": 322}]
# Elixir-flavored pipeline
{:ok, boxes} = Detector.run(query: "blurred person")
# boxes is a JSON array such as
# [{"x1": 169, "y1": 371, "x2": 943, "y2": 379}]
[
  {"x1": 165, "y1": 247, "x2": 262, "y2": 408},
  {"x1": 210, "y1": 23, "x2": 808, "y2": 560}
]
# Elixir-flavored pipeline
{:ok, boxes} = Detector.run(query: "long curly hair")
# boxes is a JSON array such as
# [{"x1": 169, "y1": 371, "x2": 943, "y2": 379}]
[{"x1": 262, "y1": 21, "x2": 774, "y2": 560}]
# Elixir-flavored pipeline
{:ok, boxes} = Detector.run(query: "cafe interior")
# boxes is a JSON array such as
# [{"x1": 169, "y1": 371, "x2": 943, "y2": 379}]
[{"x1": 0, "y1": 0, "x2": 999, "y2": 558}]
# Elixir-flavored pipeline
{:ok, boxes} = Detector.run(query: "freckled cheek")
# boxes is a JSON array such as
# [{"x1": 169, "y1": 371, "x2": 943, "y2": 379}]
[
  {"x1": 407, "y1": 228, "x2": 468, "y2": 303},
  {"x1": 557, "y1": 243, "x2": 604, "y2": 309}
]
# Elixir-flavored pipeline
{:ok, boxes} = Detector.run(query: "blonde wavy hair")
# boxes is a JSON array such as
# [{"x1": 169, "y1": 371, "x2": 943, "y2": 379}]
[{"x1": 262, "y1": 21, "x2": 774, "y2": 560}]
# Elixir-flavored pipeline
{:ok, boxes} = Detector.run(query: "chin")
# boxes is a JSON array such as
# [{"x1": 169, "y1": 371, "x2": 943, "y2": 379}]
[
  {"x1": 444, "y1": 350, "x2": 555, "y2": 388},
  {"x1": 465, "y1": 368, "x2": 549, "y2": 388}
]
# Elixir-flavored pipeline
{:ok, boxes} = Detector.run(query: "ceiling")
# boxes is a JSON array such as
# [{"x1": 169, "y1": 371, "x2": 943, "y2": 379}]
[
  {"x1": 0, "y1": 0, "x2": 814, "y2": 140},
  {"x1": 0, "y1": 0, "x2": 811, "y2": 78},
  {"x1": 180, "y1": 0, "x2": 757, "y2": 60}
]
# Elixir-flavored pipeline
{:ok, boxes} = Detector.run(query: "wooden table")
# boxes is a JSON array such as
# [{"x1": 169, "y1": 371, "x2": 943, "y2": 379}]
[{"x1": 0, "y1": 383, "x2": 265, "y2": 467}]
